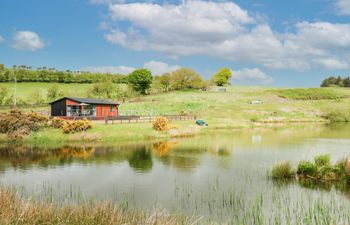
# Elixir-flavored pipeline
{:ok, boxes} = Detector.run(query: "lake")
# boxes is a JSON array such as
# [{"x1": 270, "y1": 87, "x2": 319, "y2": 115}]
[{"x1": 1, "y1": 124, "x2": 350, "y2": 224}]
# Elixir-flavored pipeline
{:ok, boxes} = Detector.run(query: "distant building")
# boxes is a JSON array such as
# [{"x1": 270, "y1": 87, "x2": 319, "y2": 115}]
[{"x1": 50, "y1": 97, "x2": 119, "y2": 117}]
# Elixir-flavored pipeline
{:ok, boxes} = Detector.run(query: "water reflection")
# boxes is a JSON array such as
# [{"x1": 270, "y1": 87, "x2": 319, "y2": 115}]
[{"x1": 128, "y1": 147, "x2": 153, "y2": 172}]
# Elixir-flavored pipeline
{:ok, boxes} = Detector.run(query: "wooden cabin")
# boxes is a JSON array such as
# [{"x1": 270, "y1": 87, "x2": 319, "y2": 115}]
[{"x1": 50, "y1": 97, "x2": 119, "y2": 117}]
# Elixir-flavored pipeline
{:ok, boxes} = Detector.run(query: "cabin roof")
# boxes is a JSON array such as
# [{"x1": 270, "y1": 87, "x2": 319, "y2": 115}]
[{"x1": 50, "y1": 97, "x2": 120, "y2": 105}]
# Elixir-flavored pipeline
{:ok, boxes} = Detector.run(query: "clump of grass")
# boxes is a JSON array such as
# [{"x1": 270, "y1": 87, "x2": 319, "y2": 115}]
[
  {"x1": 277, "y1": 88, "x2": 343, "y2": 100},
  {"x1": 314, "y1": 154, "x2": 331, "y2": 167},
  {"x1": 297, "y1": 161, "x2": 317, "y2": 176},
  {"x1": 250, "y1": 115, "x2": 259, "y2": 123},
  {"x1": 0, "y1": 187, "x2": 195, "y2": 225},
  {"x1": 271, "y1": 161, "x2": 294, "y2": 179},
  {"x1": 273, "y1": 155, "x2": 350, "y2": 185},
  {"x1": 324, "y1": 111, "x2": 350, "y2": 123}
]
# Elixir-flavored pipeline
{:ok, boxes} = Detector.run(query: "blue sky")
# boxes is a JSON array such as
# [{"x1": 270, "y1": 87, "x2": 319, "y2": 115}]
[{"x1": 1, "y1": 0, "x2": 350, "y2": 87}]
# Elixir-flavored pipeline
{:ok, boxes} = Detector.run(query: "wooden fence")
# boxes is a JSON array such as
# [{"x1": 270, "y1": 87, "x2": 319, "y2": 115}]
[{"x1": 53, "y1": 114, "x2": 197, "y2": 124}]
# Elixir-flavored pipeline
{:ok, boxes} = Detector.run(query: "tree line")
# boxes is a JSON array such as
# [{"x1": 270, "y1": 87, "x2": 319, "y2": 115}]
[
  {"x1": 0, "y1": 64, "x2": 126, "y2": 83},
  {"x1": 321, "y1": 76, "x2": 350, "y2": 87},
  {"x1": 0, "y1": 64, "x2": 233, "y2": 106}
]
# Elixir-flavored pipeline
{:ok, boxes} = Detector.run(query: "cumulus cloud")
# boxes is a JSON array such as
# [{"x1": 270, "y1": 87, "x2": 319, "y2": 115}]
[
  {"x1": 232, "y1": 68, "x2": 273, "y2": 84},
  {"x1": 102, "y1": 0, "x2": 350, "y2": 71},
  {"x1": 0, "y1": 35, "x2": 5, "y2": 43},
  {"x1": 144, "y1": 61, "x2": 180, "y2": 75},
  {"x1": 334, "y1": 0, "x2": 350, "y2": 15},
  {"x1": 12, "y1": 31, "x2": 45, "y2": 51},
  {"x1": 82, "y1": 61, "x2": 180, "y2": 75},
  {"x1": 82, "y1": 65, "x2": 135, "y2": 74}
]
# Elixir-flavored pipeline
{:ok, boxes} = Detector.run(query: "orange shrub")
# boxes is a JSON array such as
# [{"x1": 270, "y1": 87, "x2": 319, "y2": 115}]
[
  {"x1": 0, "y1": 110, "x2": 49, "y2": 139},
  {"x1": 153, "y1": 117, "x2": 171, "y2": 131},
  {"x1": 61, "y1": 119, "x2": 93, "y2": 134},
  {"x1": 51, "y1": 117, "x2": 65, "y2": 128}
]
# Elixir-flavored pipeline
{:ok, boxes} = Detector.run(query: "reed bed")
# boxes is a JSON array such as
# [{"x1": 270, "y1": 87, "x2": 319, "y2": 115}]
[{"x1": 0, "y1": 187, "x2": 197, "y2": 225}]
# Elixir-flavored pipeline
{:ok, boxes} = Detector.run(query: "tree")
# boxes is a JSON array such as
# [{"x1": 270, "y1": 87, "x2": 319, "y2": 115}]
[
  {"x1": 47, "y1": 85, "x2": 63, "y2": 102},
  {"x1": 212, "y1": 67, "x2": 232, "y2": 86},
  {"x1": 0, "y1": 85, "x2": 8, "y2": 105},
  {"x1": 128, "y1": 68, "x2": 153, "y2": 95},
  {"x1": 344, "y1": 77, "x2": 350, "y2": 87},
  {"x1": 171, "y1": 68, "x2": 205, "y2": 90},
  {"x1": 159, "y1": 73, "x2": 171, "y2": 92},
  {"x1": 88, "y1": 82, "x2": 122, "y2": 99}
]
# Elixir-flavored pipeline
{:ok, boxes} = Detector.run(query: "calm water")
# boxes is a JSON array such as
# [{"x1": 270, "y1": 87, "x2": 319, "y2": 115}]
[{"x1": 1, "y1": 124, "x2": 350, "y2": 223}]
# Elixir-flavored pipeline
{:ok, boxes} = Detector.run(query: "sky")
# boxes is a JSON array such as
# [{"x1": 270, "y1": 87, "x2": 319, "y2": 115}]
[{"x1": 1, "y1": 0, "x2": 350, "y2": 87}]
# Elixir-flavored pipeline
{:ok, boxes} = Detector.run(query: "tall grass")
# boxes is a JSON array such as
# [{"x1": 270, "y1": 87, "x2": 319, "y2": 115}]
[{"x1": 0, "y1": 187, "x2": 196, "y2": 225}]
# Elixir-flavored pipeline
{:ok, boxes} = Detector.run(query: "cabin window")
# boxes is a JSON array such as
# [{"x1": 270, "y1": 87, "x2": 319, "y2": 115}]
[{"x1": 110, "y1": 105, "x2": 115, "y2": 112}]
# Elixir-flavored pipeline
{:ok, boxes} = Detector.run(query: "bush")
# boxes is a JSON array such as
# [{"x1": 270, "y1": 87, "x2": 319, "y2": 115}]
[
  {"x1": 297, "y1": 161, "x2": 317, "y2": 176},
  {"x1": 51, "y1": 117, "x2": 65, "y2": 128},
  {"x1": 314, "y1": 154, "x2": 331, "y2": 167},
  {"x1": 271, "y1": 161, "x2": 294, "y2": 179},
  {"x1": 153, "y1": 117, "x2": 171, "y2": 131},
  {"x1": 324, "y1": 111, "x2": 350, "y2": 123},
  {"x1": 61, "y1": 119, "x2": 92, "y2": 133},
  {"x1": 0, "y1": 110, "x2": 49, "y2": 139}
]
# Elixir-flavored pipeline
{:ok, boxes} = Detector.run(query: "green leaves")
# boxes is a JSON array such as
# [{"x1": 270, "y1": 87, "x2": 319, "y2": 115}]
[
  {"x1": 127, "y1": 68, "x2": 153, "y2": 95},
  {"x1": 212, "y1": 67, "x2": 232, "y2": 86}
]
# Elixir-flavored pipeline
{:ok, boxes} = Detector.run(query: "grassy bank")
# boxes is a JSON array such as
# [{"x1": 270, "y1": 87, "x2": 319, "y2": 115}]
[{"x1": 0, "y1": 188, "x2": 195, "y2": 225}]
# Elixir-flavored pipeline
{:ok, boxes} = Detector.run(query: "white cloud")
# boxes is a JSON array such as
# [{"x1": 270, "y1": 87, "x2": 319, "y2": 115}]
[
  {"x1": 82, "y1": 65, "x2": 135, "y2": 74},
  {"x1": 102, "y1": 1, "x2": 350, "y2": 71},
  {"x1": 81, "y1": 61, "x2": 179, "y2": 75},
  {"x1": 334, "y1": 0, "x2": 350, "y2": 15},
  {"x1": 0, "y1": 35, "x2": 5, "y2": 43},
  {"x1": 232, "y1": 68, "x2": 273, "y2": 84},
  {"x1": 12, "y1": 31, "x2": 45, "y2": 51},
  {"x1": 143, "y1": 61, "x2": 180, "y2": 75}
]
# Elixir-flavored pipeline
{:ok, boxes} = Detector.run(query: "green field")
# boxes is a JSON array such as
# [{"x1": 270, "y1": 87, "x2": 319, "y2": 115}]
[{"x1": 0, "y1": 82, "x2": 92, "y2": 101}]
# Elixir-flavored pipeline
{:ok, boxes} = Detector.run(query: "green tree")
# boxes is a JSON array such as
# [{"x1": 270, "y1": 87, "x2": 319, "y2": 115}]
[
  {"x1": 128, "y1": 68, "x2": 153, "y2": 95},
  {"x1": 0, "y1": 85, "x2": 8, "y2": 105},
  {"x1": 171, "y1": 68, "x2": 204, "y2": 90},
  {"x1": 47, "y1": 85, "x2": 63, "y2": 102},
  {"x1": 344, "y1": 77, "x2": 350, "y2": 87},
  {"x1": 88, "y1": 82, "x2": 123, "y2": 99},
  {"x1": 159, "y1": 73, "x2": 172, "y2": 92},
  {"x1": 212, "y1": 67, "x2": 232, "y2": 86}
]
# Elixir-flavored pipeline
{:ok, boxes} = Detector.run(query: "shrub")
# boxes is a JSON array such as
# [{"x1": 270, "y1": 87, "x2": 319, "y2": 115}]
[
  {"x1": 61, "y1": 119, "x2": 92, "y2": 133},
  {"x1": 271, "y1": 161, "x2": 294, "y2": 179},
  {"x1": 0, "y1": 110, "x2": 49, "y2": 139},
  {"x1": 314, "y1": 154, "x2": 331, "y2": 167},
  {"x1": 51, "y1": 117, "x2": 65, "y2": 128},
  {"x1": 324, "y1": 111, "x2": 350, "y2": 123},
  {"x1": 297, "y1": 161, "x2": 317, "y2": 176},
  {"x1": 153, "y1": 117, "x2": 171, "y2": 131}
]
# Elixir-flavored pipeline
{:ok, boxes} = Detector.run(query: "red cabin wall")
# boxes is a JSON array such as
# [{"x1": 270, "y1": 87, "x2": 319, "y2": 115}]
[{"x1": 96, "y1": 105, "x2": 118, "y2": 117}]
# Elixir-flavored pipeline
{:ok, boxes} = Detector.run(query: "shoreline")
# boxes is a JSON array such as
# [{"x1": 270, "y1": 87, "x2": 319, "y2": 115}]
[{"x1": 0, "y1": 119, "x2": 333, "y2": 146}]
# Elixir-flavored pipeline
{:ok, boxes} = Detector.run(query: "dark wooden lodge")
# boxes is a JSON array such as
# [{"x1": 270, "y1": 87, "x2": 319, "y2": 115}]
[{"x1": 50, "y1": 97, "x2": 119, "y2": 118}]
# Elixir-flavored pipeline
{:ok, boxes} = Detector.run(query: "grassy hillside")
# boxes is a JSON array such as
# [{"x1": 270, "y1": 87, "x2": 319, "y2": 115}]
[{"x1": 0, "y1": 82, "x2": 92, "y2": 100}]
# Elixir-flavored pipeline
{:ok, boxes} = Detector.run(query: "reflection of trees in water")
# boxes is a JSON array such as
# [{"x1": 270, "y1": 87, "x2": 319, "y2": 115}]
[{"x1": 127, "y1": 147, "x2": 153, "y2": 172}]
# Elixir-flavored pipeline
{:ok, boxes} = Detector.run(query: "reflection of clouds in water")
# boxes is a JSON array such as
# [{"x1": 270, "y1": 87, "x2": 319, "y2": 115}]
[{"x1": 252, "y1": 135, "x2": 262, "y2": 144}]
